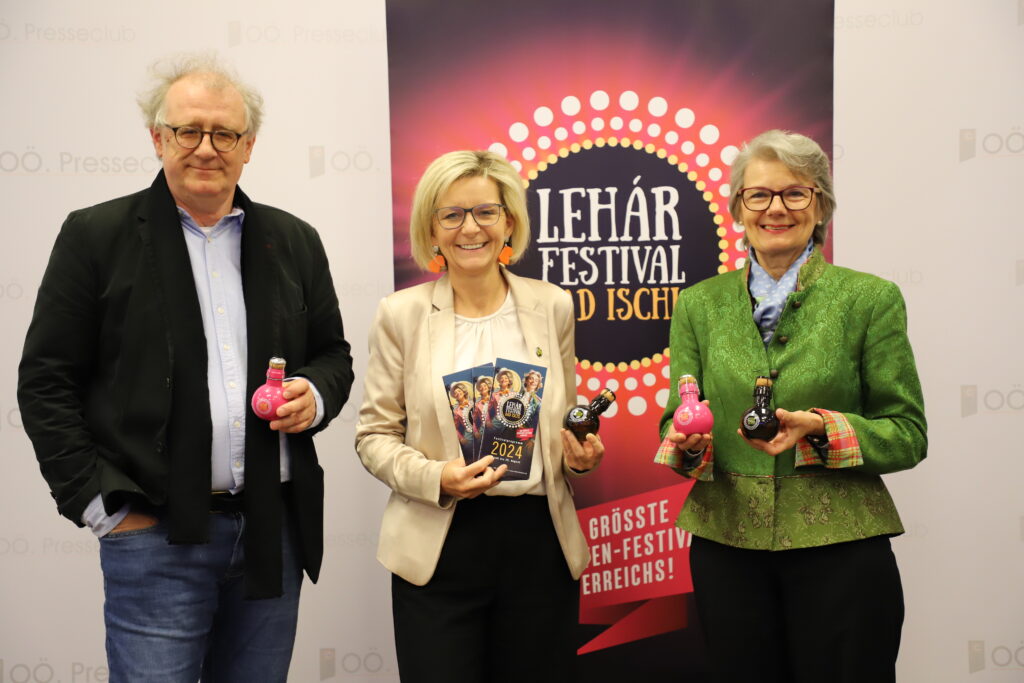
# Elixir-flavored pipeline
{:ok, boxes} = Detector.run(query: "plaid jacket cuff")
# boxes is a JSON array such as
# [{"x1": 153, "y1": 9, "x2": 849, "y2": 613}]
[
  {"x1": 794, "y1": 408, "x2": 863, "y2": 468},
  {"x1": 654, "y1": 436, "x2": 714, "y2": 480}
]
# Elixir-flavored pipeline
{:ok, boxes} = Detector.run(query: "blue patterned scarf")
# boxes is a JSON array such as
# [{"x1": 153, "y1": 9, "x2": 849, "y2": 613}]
[{"x1": 748, "y1": 240, "x2": 814, "y2": 345}]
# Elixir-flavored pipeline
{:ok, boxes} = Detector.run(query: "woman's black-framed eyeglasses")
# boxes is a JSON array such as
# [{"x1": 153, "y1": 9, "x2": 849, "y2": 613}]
[
  {"x1": 434, "y1": 203, "x2": 506, "y2": 230},
  {"x1": 738, "y1": 186, "x2": 819, "y2": 211}
]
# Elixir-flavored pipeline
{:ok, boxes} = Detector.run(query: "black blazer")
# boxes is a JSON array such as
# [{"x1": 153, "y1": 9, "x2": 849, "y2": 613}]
[{"x1": 18, "y1": 171, "x2": 353, "y2": 585}]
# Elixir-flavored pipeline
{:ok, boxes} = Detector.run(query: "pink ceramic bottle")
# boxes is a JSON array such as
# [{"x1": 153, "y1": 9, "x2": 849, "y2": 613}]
[
  {"x1": 673, "y1": 374, "x2": 714, "y2": 435},
  {"x1": 251, "y1": 357, "x2": 288, "y2": 420}
]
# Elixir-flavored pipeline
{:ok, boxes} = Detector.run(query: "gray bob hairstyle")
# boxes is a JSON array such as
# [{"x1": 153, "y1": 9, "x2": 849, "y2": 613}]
[
  {"x1": 728, "y1": 130, "x2": 836, "y2": 246},
  {"x1": 409, "y1": 150, "x2": 530, "y2": 271},
  {"x1": 137, "y1": 52, "x2": 265, "y2": 136}
]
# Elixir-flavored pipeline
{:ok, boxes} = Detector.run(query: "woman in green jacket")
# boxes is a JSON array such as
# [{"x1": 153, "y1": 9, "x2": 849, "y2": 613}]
[{"x1": 657, "y1": 130, "x2": 927, "y2": 683}]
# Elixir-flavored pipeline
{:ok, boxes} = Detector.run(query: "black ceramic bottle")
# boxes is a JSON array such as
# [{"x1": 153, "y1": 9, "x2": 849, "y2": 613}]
[{"x1": 563, "y1": 388, "x2": 616, "y2": 441}]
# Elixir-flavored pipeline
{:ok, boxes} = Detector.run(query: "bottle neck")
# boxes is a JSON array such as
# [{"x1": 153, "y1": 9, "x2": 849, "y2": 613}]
[
  {"x1": 589, "y1": 396, "x2": 612, "y2": 416},
  {"x1": 754, "y1": 385, "x2": 772, "y2": 405},
  {"x1": 680, "y1": 385, "x2": 700, "y2": 402}
]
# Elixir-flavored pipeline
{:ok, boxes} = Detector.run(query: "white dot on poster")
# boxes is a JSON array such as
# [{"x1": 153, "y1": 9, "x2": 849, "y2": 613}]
[
  {"x1": 587, "y1": 377, "x2": 600, "y2": 392},
  {"x1": 643, "y1": 373, "x2": 657, "y2": 386},
  {"x1": 562, "y1": 95, "x2": 582, "y2": 116},
  {"x1": 700, "y1": 124, "x2": 720, "y2": 144},
  {"x1": 628, "y1": 396, "x2": 648, "y2": 416},
  {"x1": 509, "y1": 122, "x2": 529, "y2": 142},
  {"x1": 648, "y1": 96, "x2": 668, "y2": 117},
  {"x1": 590, "y1": 90, "x2": 610, "y2": 110},
  {"x1": 534, "y1": 106, "x2": 554, "y2": 127},
  {"x1": 656, "y1": 388, "x2": 669, "y2": 408},
  {"x1": 675, "y1": 108, "x2": 695, "y2": 128},
  {"x1": 625, "y1": 377, "x2": 639, "y2": 391}
]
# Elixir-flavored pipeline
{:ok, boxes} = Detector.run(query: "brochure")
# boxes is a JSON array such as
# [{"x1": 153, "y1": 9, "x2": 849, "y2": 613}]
[{"x1": 478, "y1": 358, "x2": 547, "y2": 481}]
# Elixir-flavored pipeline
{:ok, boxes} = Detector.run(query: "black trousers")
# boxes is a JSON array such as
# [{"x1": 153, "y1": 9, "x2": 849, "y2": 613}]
[
  {"x1": 690, "y1": 535, "x2": 904, "y2": 683},
  {"x1": 391, "y1": 494, "x2": 579, "y2": 683}
]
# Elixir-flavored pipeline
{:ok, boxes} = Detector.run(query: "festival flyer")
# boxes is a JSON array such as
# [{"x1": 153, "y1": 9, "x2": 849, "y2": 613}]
[
  {"x1": 478, "y1": 358, "x2": 547, "y2": 481},
  {"x1": 441, "y1": 369, "x2": 476, "y2": 464}
]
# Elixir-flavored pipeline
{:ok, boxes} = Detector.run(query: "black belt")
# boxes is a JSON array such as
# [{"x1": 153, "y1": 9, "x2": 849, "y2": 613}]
[
  {"x1": 209, "y1": 490, "x2": 245, "y2": 513},
  {"x1": 209, "y1": 483, "x2": 291, "y2": 513}
]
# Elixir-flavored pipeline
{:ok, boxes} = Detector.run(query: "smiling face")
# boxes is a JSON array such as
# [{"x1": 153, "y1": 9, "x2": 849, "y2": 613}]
[
  {"x1": 150, "y1": 74, "x2": 254, "y2": 223},
  {"x1": 740, "y1": 158, "x2": 820, "y2": 275},
  {"x1": 524, "y1": 373, "x2": 540, "y2": 392},
  {"x1": 497, "y1": 372, "x2": 512, "y2": 391},
  {"x1": 476, "y1": 380, "x2": 491, "y2": 400},
  {"x1": 432, "y1": 175, "x2": 513, "y2": 280}
]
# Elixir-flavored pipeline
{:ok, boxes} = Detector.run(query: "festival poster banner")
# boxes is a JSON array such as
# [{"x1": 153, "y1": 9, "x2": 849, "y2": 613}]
[{"x1": 387, "y1": 0, "x2": 832, "y2": 677}]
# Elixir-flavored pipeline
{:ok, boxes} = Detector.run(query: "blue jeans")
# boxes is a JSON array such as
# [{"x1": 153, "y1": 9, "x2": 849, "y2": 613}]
[{"x1": 99, "y1": 510, "x2": 303, "y2": 683}]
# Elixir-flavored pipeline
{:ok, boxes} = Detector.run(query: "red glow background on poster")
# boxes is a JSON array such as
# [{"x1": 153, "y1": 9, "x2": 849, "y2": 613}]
[{"x1": 387, "y1": 0, "x2": 833, "y2": 673}]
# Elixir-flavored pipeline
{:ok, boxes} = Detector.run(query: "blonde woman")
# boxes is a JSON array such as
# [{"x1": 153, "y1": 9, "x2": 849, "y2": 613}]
[{"x1": 357, "y1": 150, "x2": 605, "y2": 683}]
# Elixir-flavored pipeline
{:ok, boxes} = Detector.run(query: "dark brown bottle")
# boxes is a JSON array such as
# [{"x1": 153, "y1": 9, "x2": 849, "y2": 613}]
[
  {"x1": 740, "y1": 376, "x2": 779, "y2": 441},
  {"x1": 563, "y1": 388, "x2": 616, "y2": 441}
]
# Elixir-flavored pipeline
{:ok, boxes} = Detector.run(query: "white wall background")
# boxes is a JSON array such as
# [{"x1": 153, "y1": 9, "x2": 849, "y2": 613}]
[{"x1": 0, "y1": 1, "x2": 1020, "y2": 681}]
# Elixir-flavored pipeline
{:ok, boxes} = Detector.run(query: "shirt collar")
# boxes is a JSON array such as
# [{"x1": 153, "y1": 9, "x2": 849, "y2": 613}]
[{"x1": 177, "y1": 205, "x2": 245, "y2": 238}]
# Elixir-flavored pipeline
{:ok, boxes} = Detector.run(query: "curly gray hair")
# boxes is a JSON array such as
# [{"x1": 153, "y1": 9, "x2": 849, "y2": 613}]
[{"x1": 137, "y1": 52, "x2": 264, "y2": 135}]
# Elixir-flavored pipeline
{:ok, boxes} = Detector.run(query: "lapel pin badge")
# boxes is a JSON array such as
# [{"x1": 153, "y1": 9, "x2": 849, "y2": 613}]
[{"x1": 535, "y1": 347, "x2": 543, "y2": 357}]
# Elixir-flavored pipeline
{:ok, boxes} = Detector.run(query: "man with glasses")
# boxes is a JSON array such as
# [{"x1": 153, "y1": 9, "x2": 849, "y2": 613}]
[{"x1": 17, "y1": 54, "x2": 354, "y2": 682}]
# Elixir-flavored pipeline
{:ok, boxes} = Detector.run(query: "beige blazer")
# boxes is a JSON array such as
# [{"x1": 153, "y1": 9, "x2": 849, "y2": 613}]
[{"x1": 355, "y1": 269, "x2": 591, "y2": 586}]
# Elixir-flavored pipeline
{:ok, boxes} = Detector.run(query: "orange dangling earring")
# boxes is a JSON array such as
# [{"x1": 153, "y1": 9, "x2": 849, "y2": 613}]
[
  {"x1": 498, "y1": 240, "x2": 513, "y2": 266},
  {"x1": 428, "y1": 245, "x2": 447, "y2": 273}
]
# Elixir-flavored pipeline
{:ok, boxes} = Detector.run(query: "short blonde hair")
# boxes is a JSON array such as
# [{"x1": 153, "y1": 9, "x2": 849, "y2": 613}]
[
  {"x1": 409, "y1": 150, "x2": 530, "y2": 270},
  {"x1": 728, "y1": 130, "x2": 836, "y2": 245}
]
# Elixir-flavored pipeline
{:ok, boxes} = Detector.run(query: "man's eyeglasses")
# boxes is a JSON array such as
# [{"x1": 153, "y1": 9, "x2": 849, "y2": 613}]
[
  {"x1": 434, "y1": 203, "x2": 506, "y2": 230},
  {"x1": 165, "y1": 125, "x2": 246, "y2": 152},
  {"x1": 738, "y1": 186, "x2": 820, "y2": 212}
]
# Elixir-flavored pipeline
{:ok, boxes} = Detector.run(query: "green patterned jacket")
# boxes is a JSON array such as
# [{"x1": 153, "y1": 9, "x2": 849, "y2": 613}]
[{"x1": 658, "y1": 248, "x2": 927, "y2": 550}]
